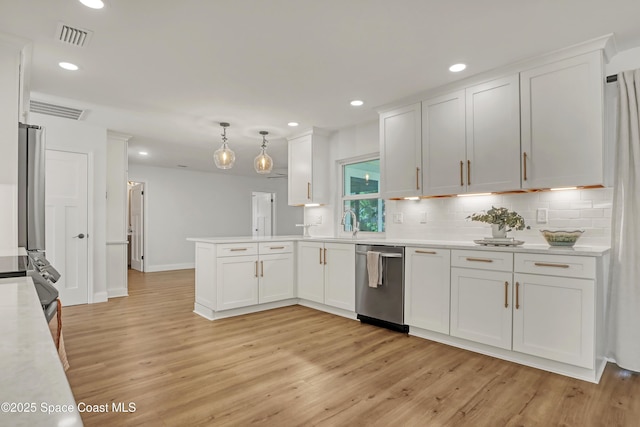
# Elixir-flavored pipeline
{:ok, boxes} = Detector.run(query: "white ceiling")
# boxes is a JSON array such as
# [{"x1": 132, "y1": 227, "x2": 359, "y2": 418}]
[{"x1": 3, "y1": 0, "x2": 640, "y2": 177}]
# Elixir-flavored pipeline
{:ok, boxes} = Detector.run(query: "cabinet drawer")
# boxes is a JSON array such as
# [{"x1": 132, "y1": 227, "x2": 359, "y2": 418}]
[
  {"x1": 451, "y1": 250, "x2": 513, "y2": 272},
  {"x1": 259, "y1": 241, "x2": 294, "y2": 254},
  {"x1": 217, "y1": 243, "x2": 258, "y2": 257},
  {"x1": 514, "y1": 253, "x2": 595, "y2": 279}
]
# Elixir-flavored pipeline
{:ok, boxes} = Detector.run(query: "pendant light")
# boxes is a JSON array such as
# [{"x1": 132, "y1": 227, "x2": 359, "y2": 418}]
[
  {"x1": 254, "y1": 131, "x2": 273, "y2": 174},
  {"x1": 213, "y1": 122, "x2": 235, "y2": 169}
]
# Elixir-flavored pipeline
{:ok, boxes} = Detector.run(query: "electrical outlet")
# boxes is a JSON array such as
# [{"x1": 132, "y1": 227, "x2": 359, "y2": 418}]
[
  {"x1": 393, "y1": 213, "x2": 404, "y2": 224},
  {"x1": 420, "y1": 212, "x2": 428, "y2": 224},
  {"x1": 536, "y1": 208, "x2": 548, "y2": 224},
  {"x1": 314, "y1": 215, "x2": 323, "y2": 225}
]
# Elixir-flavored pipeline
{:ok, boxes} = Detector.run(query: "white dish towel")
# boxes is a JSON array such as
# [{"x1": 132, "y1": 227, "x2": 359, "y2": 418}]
[{"x1": 366, "y1": 251, "x2": 383, "y2": 288}]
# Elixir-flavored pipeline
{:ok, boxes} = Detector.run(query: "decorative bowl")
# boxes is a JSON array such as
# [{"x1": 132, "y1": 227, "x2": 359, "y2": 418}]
[{"x1": 540, "y1": 229, "x2": 584, "y2": 247}]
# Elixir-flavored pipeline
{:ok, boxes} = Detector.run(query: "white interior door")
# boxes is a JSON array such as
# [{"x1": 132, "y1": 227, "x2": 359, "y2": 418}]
[
  {"x1": 45, "y1": 150, "x2": 89, "y2": 306},
  {"x1": 252, "y1": 192, "x2": 273, "y2": 237},
  {"x1": 130, "y1": 183, "x2": 144, "y2": 271}
]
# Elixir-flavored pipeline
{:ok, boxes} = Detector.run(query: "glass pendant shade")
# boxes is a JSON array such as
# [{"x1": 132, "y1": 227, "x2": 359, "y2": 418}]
[
  {"x1": 254, "y1": 149, "x2": 273, "y2": 174},
  {"x1": 214, "y1": 144, "x2": 235, "y2": 169},
  {"x1": 214, "y1": 122, "x2": 235, "y2": 169},
  {"x1": 254, "y1": 131, "x2": 273, "y2": 174}
]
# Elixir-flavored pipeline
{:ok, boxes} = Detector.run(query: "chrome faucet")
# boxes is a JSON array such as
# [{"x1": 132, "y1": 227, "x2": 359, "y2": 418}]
[{"x1": 341, "y1": 208, "x2": 360, "y2": 238}]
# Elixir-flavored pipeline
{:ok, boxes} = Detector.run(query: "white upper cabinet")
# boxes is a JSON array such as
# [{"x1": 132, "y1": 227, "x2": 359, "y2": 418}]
[
  {"x1": 422, "y1": 75, "x2": 520, "y2": 196},
  {"x1": 380, "y1": 103, "x2": 422, "y2": 198},
  {"x1": 422, "y1": 91, "x2": 466, "y2": 196},
  {"x1": 288, "y1": 128, "x2": 330, "y2": 206},
  {"x1": 520, "y1": 51, "x2": 604, "y2": 189},
  {"x1": 465, "y1": 74, "x2": 521, "y2": 193}
]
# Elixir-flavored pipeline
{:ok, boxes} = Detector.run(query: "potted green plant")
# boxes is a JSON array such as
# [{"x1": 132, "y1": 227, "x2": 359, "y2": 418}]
[{"x1": 467, "y1": 206, "x2": 529, "y2": 238}]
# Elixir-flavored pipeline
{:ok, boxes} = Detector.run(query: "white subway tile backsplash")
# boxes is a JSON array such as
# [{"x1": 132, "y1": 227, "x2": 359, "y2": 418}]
[
  {"x1": 386, "y1": 189, "x2": 612, "y2": 246},
  {"x1": 580, "y1": 209, "x2": 604, "y2": 218}
]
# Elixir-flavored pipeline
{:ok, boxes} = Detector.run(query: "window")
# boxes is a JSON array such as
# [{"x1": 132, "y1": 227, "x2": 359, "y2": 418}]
[{"x1": 341, "y1": 158, "x2": 385, "y2": 233}]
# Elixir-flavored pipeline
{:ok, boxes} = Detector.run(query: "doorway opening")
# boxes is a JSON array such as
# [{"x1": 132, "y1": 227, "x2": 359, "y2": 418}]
[
  {"x1": 128, "y1": 181, "x2": 145, "y2": 272},
  {"x1": 252, "y1": 192, "x2": 275, "y2": 237}
]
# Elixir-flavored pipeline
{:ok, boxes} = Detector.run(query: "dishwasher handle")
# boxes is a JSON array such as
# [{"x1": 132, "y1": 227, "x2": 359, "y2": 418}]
[{"x1": 355, "y1": 251, "x2": 403, "y2": 258}]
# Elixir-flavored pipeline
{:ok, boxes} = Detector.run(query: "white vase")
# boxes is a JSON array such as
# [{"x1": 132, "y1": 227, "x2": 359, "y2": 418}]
[{"x1": 491, "y1": 224, "x2": 507, "y2": 238}]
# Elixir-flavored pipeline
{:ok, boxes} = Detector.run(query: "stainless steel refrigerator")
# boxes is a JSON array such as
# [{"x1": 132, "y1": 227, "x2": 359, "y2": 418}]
[{"x1": 18, "y1": 122, "x2": 46, "y2": 251}]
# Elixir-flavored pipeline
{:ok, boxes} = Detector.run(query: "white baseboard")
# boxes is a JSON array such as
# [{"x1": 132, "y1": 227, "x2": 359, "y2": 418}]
[
  {"x1": 108, "y1": 288, "x2": 129, "y2": 298},
  {"x1": 92, "y1": 292, "x2": 108, "y2": 303},
  {"x1": 146, "y1": 262, "x2": 195, "y2": 272}
]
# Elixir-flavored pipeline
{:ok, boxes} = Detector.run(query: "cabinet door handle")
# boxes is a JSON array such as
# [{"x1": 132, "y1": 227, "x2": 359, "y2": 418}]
[
  {"x1": 523, "y1": 152, "x2": 528, "y2": 181},
  {"x1": 534, "y1": 262, "x2": 570, "y2": 269},
  {"x1": 230, "y1": 248, "x2": 248, "y2": 252},
  {"x1": 324, "y1": 248, "x2": 327, "y2": 265},
  {"x1": 504, "y1": 281, "x2": 509, "y2": 308},
  {"x1": 516, "y1": 281, "x2": 520, "y2": 309},
  {"x1": 269, "y1": 246, "x2": 285, "y2": 250},
  {"x1": 307, "y1": 182, "x2": 311, "y2": 199},
  {"x1": 460, "y1": 161, "x2": 464, "y2": 186},
  {"x1": 416, "y1": 250, "x2": 437, "y2": 255},
  {"x1": 319, "y1": 247, "x2": 323, "y2": 264},
  {"x1": 416, "y1": 167, "x2": 420, "y2": 190},
  {"x1": 255, "y1": 261, "x2": 258, "y2": 278},
  {"x1": 467, "y1": 160, "x2": 471, "y2": 186},
  {"x1": 466, "y1": 257, "x2": 493, "y2": 263},
  {"x1": 260, "y1": 260, "x2": 264, "y2": 277}
]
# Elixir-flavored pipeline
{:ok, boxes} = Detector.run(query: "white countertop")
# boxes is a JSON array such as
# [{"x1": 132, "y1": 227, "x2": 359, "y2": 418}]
[
  {"x1": 187, "y1": 235, "x2": 610, "y2": 256},
  {"x1": 0, "y1": 276, "x2": 83, "y2": 427}
]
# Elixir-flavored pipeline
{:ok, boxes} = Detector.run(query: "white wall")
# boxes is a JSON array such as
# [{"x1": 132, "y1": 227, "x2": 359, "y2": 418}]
[
  {"x1": 607, "y1": 46, "x2": 640, "y2": 75},
  {"x1": 0, "y1": 35, "x2": 24, "y2": 251},
  {"x1": 127, "y1": 164, "x2": 303, "y2": 272},
  {"x1": 31, "y1": 112, "x2": 109, "y2": 303}
]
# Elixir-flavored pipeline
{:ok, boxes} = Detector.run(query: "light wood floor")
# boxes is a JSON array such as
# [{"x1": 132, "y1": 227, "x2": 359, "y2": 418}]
[{"x1": 62, "y1": 269, "x2": 640, "y2": 426}]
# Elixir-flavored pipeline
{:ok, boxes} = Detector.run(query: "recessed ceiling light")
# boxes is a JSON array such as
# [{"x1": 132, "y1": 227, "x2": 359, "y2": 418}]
[
  {"x1": 288, "y1": 122, "x2": 299, "y2": 127},
  {"x1": 449, "y1": 63, "x2": 467, "y2": 73},
  {"x1": 58, "y1": 62, "x2": 79, "y2": 71},
  {"x1": 350, "y1": 100, "x2": 364, "y2": 107},
  {"x1": 79, "y1": 0, "x2": 104, "y2": 9},
  {"x1": 139, "y1": 151, "x2": 148, "y2": 156}
]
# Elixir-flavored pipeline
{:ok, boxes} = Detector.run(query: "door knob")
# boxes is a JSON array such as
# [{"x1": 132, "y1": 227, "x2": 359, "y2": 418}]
[{"x1": 73, "y1": 233, "x2": 86, "y2": 239}]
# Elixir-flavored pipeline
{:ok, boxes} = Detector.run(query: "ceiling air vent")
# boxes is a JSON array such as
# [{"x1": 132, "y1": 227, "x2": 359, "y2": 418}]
[
  {"x1": 30, "y1": 100, "x2": 86, "y2": 120},
  {"x1": 55, "y1": 22, "x2": 93, "y2": 48}
]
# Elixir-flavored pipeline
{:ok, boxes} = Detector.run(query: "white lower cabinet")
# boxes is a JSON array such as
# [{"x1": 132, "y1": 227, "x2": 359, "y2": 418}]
[
  {"x1": 216, "y1": 255, "x2": 259, "y2": 310},
  {"x1": 297, "y1": 241, "x2": 355, "y2": 311},
  {"x1": 206, "y1": 242, "x2": 294, "y2": 312},
  {"x1": 450, "y1": 267, "x2": 513, "y2": 350},
  {"x1": 513, "y1": 254, "x2": 596, "y2": 369},
  {"x1": 259, "y1": 253, "x2": 295, "y2": 304},
  {"x1": 405, "y1": 247, "x2": 450, "y2": 334}
]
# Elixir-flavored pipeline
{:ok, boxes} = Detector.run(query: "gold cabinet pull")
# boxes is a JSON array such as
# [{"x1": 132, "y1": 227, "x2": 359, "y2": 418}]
[
  {"x1": 460, "y1": 160, "x2": 464, "y2": 186},
  {"x1": 269, "y1": 246, "x2": 285, "y2": 250},
  {"x1": 504, "y1": 281, "x2": 509, "y2": 308},
  {"x1": 416, "y1": 167, "x2": 420, "y2": 190},
  {"x1": 416, "y1": 250, "x2": 437, "y2": 255},
  {"x1": 230, "y1": 248, "x2": 248, "y2": 252},
  {"x1": 466, "y1": 257, "x2": 493, "y2": 263},
  {"x1": 516, "y1": 282, "x2": 520, "y2": 309},
  {"x1": 319, "y1": 247, "x2": 323, "y2": 264},
  {"x1": 255, "y1": 261, "x2": 258, "y2": 278},
  {"x1": 523, "y1": 152, "x2": 528, "y2": 181},
  {"x1": 534, "y1": 262, "x2": 570, "y2": 269},
  {"x1": 307, "y1": 182, "x2": 311, "y2": 199},
  {"x1": 260, "y1": 260, "x2": 264, "y2": 277},
  {"x1": 324, "y1": 248, "x2": 328, "y2": 265},
  {"x1": 467, "y1": 160, "x2": 471, "y2": 186}
]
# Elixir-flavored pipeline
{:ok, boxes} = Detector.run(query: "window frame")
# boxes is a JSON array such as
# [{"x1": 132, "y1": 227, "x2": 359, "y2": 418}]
[{"x1": 337, "y1": 153, "x2": 385, "y2": 237}]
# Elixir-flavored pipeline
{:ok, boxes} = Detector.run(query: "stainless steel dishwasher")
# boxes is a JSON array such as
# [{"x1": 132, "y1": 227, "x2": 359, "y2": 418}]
[{"x1": 355, "y1": 244, "x2": 407, "y2": 332}]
